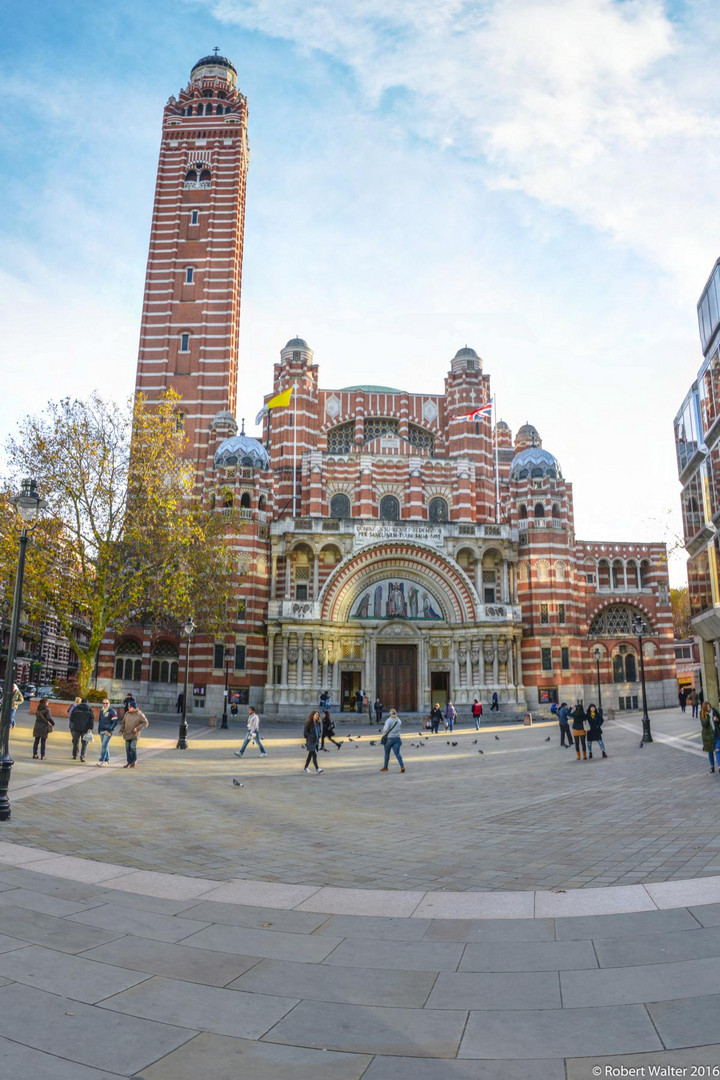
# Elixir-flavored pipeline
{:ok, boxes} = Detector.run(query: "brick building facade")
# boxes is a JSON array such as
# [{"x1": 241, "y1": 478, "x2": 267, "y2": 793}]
[{"x1": 98, "y1": 54, "x2": 676, "y2": 717}]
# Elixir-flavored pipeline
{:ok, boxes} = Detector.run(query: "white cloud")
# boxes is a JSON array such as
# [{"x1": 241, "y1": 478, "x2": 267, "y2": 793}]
[{"x1": 196, "y1": 0, "x2": 720, "y2": 288}]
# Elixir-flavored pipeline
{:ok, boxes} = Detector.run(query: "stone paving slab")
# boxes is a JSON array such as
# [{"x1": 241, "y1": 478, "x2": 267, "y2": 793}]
[
  {"x1": 263, "y1": 1000, "x2": 468, "y2": 1057},
  {"x1": 183, "y1": 922, "x2": 343, "y2": 962},
  {"x1": 322, "y1": 937, "x2": 464, "y2": 972},
  {"x1": 534, "y1": 883, "x2": 654, "y2": 917},
  {"x1": 314, "y1": 913, "x2": 431, "y2": 941},
  {"x1": 689, "y1": 902, "x2": 720, "y2": 927},
  {"x1": 594, "y1": 925, "x2": 720, "y2": 967},
  {"x1": 0, "y1": 885, "x2": 107, "y2": 917},
  {"x1": 411, "y1": 890, "x2": 535, "y2": 920},
  {"x1": 101, "y1": 974, "x2": 298, "y2": 1039},
  {"x1": 65, "y1": 903, "x2": 211, "y2": 943},
  {"x1": 181, "y1": 899, "x2": 328, "y2": 934},
  {"x1": 647, "y1": 993, "x2": 720, "y2": 1049},
  {"x1": 562, "y1": 956, "x2": 720, "y2": 1007},
  {"x1": 137, "y1": 1031, "x2": 372, "y2": 1080},
  {"x1": 230, "y1": 956, "x2": 438, "y2": 1007},
  {"x1": 297, "y1": 886, "x2": 424, "y2": 917},
  {"x1": 426, "y1": 970, "x2": 561, "y2": 1010},
  {"x1": 0, "y1": 866, "x2": 110, "y2": 899},
  {"x1": 200, "y1": 879, "x2": 321, "y2": 908},
  {"x1": 363, "y1": 1058, "x2": 566, "y2": 1080},
  {"x1": 0, "y1": 943, "x2": 151, "y2": 1003},
  {"x1": 0, "y1": 1036, "x2": 123, "y2": 1080},
  {"x1": 459, "y1": 939, "x2": 597, "y2": 972},
  {"x1": 0, "y1": 903, "x2": 122, "y2": 953},
  {"x1": 423, "y1": 917, "x2": 555, "y2": 942},
  {"x1": 0, "y1": 982, "x2": 195, "y2": 1074},
  {"x1": 81, "y1": 935, "x2": 263, "y2": 986},
  {"x1": 554, "y1": 907, "x2": 700, "y2": 940},
  {"x1": 19, "y1": 854, "x2": 132, "y2": 882},
  {"x1": 99, "y1": 869, "x2": 219, "y2": 900},
  {"x1": 458, "y1": 1004, "x2": 662, "y2": 1059}
]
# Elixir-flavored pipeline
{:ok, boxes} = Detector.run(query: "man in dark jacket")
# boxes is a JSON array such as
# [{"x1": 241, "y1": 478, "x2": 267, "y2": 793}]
[
  {"x1": 69, "y1": 698, "x2": 95, "y2": 762},
  {"x1": 557, "y1": 702, "x2": 573, "y2": 748}
]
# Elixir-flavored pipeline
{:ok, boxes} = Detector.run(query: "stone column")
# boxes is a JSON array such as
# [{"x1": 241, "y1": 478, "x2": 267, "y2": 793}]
[
  {"x1": 492, "y1": 639, "x2": 499, "y2": 685},
  {"x1": 284, "y1": 550, "x2": 292, "y2": 599},
  {"x1": 312, "y1": 634, "x2": 319, "y2": 687},
  {"x1": 453, "y1": 643, "x2": 461, "y2": 698},
  {"x1": 297, "y1": 637, "x2": 304, "y2": 687},
  {"x1": 478, "y1": 639, "x2": 485, "y2": 686},
  {"x1": 271, "y1": 554, "x2": 278, "y2": 600},
  {"x1": 507, "y1": 638, "x2": 515, "y2": 687},
  {"x1": 266, "y1": 631, "x2": 276, "y2": 684},
  {"x1": 502, "y1": 561, "x2": 510, "y2": 603},
  {"x1": 465, "y1": 643, "x2": 472, "y2": 689},
  {"x1": 321, "y1": 639, "x2": 328, "y2": 692},
  {"x1": 281, "y1": 635, "x2": 288, "y2": 685},
  {"x1": 313, "y1": 554, "x2": 320, "y2": 599},
  {"x1": 515, "y1": 639, "x2": 523, "y2": 685}
]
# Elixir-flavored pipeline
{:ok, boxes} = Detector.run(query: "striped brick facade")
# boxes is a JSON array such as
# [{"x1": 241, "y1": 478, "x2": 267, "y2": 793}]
[{"x1": 98, "y1": 56, "x2": 676, "y2": 718}]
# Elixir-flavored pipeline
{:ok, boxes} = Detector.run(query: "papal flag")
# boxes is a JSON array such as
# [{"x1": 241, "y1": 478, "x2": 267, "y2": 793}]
[{"x1": 255, "y1": 386, "x2": 293, "y2": 425}]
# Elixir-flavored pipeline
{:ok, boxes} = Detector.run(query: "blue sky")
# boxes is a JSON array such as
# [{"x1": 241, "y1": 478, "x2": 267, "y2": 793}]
[{"x1": 2, "y1": 0, "x2": 718, "y2": 583}]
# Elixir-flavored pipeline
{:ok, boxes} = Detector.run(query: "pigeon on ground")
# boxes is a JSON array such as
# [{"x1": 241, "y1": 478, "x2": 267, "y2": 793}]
[
  {"x1": 232, "y1": 778, "x2": 243, "y2": 787},
  {"x1": 447, "y1": 741, "x2": 450, "y2": 745},
  {"x1": 473, "y1": 740, "x2": 478, "y2": 745},
  {"x1": 478, "y1": 749, "x2": 484, "y2": 755},
  {"x1": 638, "y1": 741, "x2": 644, "y2": 748},
  {"x1": 452, "y1": 741, "x2": 458, "y2": 746},
  {"x1": 369, "y1": 741, "x2": 376, "y2": 746},
  {"x1": 495, "y1": 735, "x2": 500, "y2": 741},
  {"x1": 545, "y1": 737, "x2": 551, "y2": 742}
]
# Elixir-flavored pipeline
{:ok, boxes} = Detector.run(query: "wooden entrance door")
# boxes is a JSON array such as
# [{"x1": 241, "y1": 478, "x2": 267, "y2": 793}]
[{"x1": 376, "y1": 645, "x2": 417, "y2": 712}]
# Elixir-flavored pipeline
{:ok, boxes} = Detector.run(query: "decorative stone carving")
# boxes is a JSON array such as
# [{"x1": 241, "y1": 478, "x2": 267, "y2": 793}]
[
  {"x1": 288, "y1": 643, "x2": 299, "y2": 664},
  {"x1": 458, "y1": 642, "x2": 468, "y2": 663},
  {"x1": 302, "y1": 643, "x2": 313, "y2": 665},
  {"x1": 497, "y1": 642, "x2": 509, "y2": 663},
  {"x1": 470, "y1": 645, "x2": 480, "y2": 664}
]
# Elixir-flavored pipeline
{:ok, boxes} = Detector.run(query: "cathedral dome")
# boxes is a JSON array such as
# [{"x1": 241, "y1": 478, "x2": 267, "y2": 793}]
[
  {"x1": 214, "y1": 435, "x2": 270, "y2": 470},
  {"x1": 285, "y1": 337, "x2": 309, "y2": 348},
  {"x1": 191, "y1": 53, "x2": 237, "y2": 76},
  {"x1": 454, "y1": 346, "x2": 479, "y2": 360},
  {"x1": 451, "y1": 345, "x2": 482, "y2": 374},
  {"x1": 510, "y1": 445, "x2": 562, "y2": 480}
]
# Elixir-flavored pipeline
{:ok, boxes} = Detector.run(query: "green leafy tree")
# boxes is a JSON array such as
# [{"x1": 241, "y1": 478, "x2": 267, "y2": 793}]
[{"x1": 1, "y1": 392, "x2": 235, "y2": 693}]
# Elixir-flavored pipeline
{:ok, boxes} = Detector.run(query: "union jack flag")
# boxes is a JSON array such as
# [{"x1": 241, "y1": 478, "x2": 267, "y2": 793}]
[{"x1": 458, "y1": 401, "x2": 492, "y2": 421}]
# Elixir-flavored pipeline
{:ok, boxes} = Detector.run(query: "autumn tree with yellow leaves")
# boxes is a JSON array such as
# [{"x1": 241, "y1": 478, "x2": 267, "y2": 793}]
[{"x1": 1, "y1": 391, "x2": 234, "y2": 694}]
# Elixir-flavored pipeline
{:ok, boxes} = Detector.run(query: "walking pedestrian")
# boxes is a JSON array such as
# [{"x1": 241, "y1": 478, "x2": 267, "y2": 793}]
[
  {"x1": 303, "y1": 710, "x2": 323, "y2": 773},
  {"x1": 690, "y1": 689, "x2": 700, "y2": 718},
  {"x1": 320, "y1": 710, "x2": 342, "y2": 750},
  {"x1": 122, "y1": 693, "x2": 133, "y2": 718},
  {"x1": 678, "y1": 688, "x2": 686, "y2": 713},
  {"x1": 701, "y1": 702, "x2": 719, "y2": 773},
  {"x1": 374, "y1": 697, "x2": 383, "y2": 724},
  {"x1": 176, "y1": 692, "x2": 184, "y2": 715},
  {"x1": 235, "y1": 706, "x2": 267, "y2": 757},
  {"x1": 586, "y1": 704, "x2": 607, "y2": 759},
  {"x1": 9, "y1": 683, "x2": 23, "y2": 728},
  {"x1": 557, "y1": 701, "x2": 574, "y2": 748},
  {"x1": 380, "y1": 708, "x2": 405, "y2": 773},
  {"x1": 69, "y1": 698, "x2": 95, "y2": 762},
  {"x1": 430, "y1": 702, "x2": 443, "y2": 733},
  {"x1": 571, "y1": 702, "x2": 587, "y2": 760},
  {"x1": 96, "y1": 697, "x2": 118, "y2": 766},
  {"x1": 118, "y1": 700, "x2": 149, "y2": 768},
  {"x1": 355, "y1": 689, "x2": 363, "y2": 714},
  {"x1": 490, "y1": 691, "x2": 499, "y2": 712},
  {"x1": 444, "y1": 701, "x2": 457, "y2": 731},
  {"x1": 32, "y1": 697, "x2": 54, "y2": 759},
  {"x1": 472, "y1": 698, "x2": 483, "y2": 729}
]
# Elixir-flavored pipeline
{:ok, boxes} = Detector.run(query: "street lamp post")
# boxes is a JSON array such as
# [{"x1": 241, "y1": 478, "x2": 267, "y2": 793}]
[
  {"x1": 220, "y1": 647, "x2": 233, "y2": 729},
  {"x1": 0, "y1": 479, "x2": 46, "y2": 822},
  {"x1": 177, "y1": 616, "x2": 195, "y2": 750},
  {"x1": 593, "y1": 646, "x2": 603, "y2": 714},
  {"x1": 632, "y1": 614, "x2": 653, "y2": 744}
]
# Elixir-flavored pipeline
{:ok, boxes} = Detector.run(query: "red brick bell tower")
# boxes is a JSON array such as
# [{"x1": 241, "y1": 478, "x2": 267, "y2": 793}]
[{"x1": 134, "y1": 50, "x2": 249, "y2": 470}]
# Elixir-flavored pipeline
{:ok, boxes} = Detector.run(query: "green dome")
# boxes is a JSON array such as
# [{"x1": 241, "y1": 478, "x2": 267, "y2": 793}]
[{"x1": 340, "y1": 384, "x2": 402, "y2": 393}]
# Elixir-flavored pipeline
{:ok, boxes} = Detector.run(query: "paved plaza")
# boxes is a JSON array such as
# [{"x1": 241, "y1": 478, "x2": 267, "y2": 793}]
[{"x1": 0, "y1": 706, "x2": 719, "y2": 1076}]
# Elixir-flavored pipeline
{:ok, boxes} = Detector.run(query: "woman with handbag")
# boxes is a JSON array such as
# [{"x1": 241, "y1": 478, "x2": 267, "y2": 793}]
[
  {"x1": 32, "y1": 698, "x2": 54, "y2": 759},
  {"x1": 571, "y1": 702, "x2": 587, "y2": 761},
  {"x1": 303, "y1": 711, "x2": 323, "y2": 773},
  {"x1": 586, "y1": 704, "x2": 607, "y2": 759},
  {"x1": 380, "y1": 708, "x2": 405, "y2": 773}
]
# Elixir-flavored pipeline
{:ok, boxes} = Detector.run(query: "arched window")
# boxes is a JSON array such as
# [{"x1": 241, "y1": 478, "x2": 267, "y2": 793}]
[
  {"x1": 258, "y1": 495, "x2": 267, "y2": 510},
  {"x1": 199, "y1": 169, "x2": 211, "y2": 184},
  {"x1": 327, "y1": 422, "x2": 354, "y2": 454},
  {"x1": 613, "y1": 654, "x2": 625, "y2": 683},
  {"x1": 114, "y1": 639, "x2": 142, "y2": 682},
  {"x1": 216, "y1": 104, "x2": 225, "y2": 114},
  {"x1": 150, "y1": 642, "x2": 179, "y2": 683},
  {"x1": 640, "y1": 561, "x2": 650, "y2": 587},
  {"x1": 534, "y1": 503, "x2": 545, "y2": 518},
  {"x1": 202, "y1": 88, "x2": 213, "y2": 98},
  {"x1": 205, "y1": 103, "x2": 214, "y2": 115},
  {"x1": 518, "y1": 504, "x2": 527, "y2": 519},
  {"x1": 551, "y1": 504, "x2": 560, "y2": 519},
  {"x1": 626, "y1": 560, "x2": 639, "y2": 589},
  {"x1": 625, "y1": 653, "x2": 637, "y2": 682},
  {"x1": 330, "y1": 493, "x2": 351, "y2": 519},
  {"x1": 612, "y1": 560, "x2": 623, "y2": 589},
  {"x1": 185, "y1": 267, "x2": 194, "y2": 284},
  {"x1": 240, "y1": 492, "x2": 251, "y2": 508},
  {"x1": 380, "y1": 495, "x2": 400, "y2": 521},
  {"x1": 218, "y1": 90, "x2": 227, "y2": 100},
  {"x1": 196, "y1": 104, "x2": 204, "y2": 115},
  {"x1": 184, "y1": 169, "x2": 197, "y2": 183},
  {"x1": 428, "y1": 497, "x2": 448, "y2": 523},
  {"x1": 531, "y1": 467, "x2": 543, "y2": 478},
  {"x1": 180, "y1": 333, "x2": 190, "y2": 352}
]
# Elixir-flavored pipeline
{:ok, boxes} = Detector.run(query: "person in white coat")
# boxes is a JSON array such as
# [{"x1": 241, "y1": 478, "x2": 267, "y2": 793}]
[{"x1": 235, "y1": 706, "x2": 267, "y2": 757}]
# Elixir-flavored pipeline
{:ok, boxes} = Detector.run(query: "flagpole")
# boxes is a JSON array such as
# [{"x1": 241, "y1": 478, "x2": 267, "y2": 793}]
[
  {"x1": 292, "y1": 383, "x2": 298, "y2": 518},
  {"x1": 494, "y1": 395, "x2": 500, "y2": 523}
]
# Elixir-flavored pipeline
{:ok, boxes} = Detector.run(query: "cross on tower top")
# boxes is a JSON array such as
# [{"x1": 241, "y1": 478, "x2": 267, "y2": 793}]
[{"x1": 213, "y1": 46, "x2": 220, "y2": 55}]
